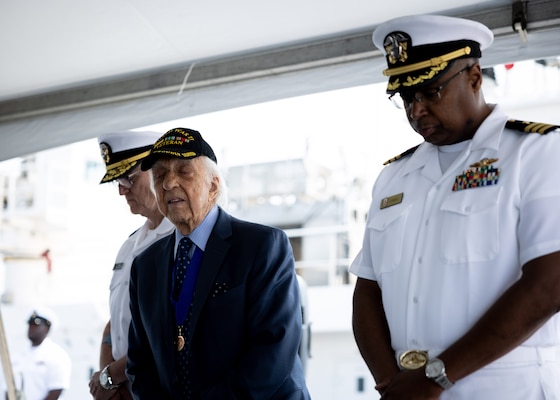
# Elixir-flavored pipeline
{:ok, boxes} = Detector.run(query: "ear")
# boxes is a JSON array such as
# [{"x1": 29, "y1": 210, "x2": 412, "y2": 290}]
[
  {"x1": 209, "y1": 175, "x2": 220, "y2": 202},
  {"x1": 470, "y1": 64, "x2": 484, "y2": 91}
]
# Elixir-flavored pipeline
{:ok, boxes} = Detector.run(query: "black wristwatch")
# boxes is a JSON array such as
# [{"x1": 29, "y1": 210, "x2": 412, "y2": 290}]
[
  {"x1": 99, "y1": 364, "x2": 119, "y2": 390},
  {"x1": 425, "y1": 358, "x2": 454, "y2": 389}
]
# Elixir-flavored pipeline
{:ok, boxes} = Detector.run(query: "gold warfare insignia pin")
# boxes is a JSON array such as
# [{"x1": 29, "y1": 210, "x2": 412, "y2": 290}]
[
  {"x1": 470, "y1": 158, "x2": 498, "y2": 168},
  {"x1": 380, "y1": 193, "x2": 403, "y2": 209}
]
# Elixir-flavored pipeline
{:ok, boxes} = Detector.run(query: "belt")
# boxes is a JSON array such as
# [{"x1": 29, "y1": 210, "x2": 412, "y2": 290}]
[
  {"x1": 397, "y1": 349, "x2": 430, "y2": 370},
  {"x1": 396, "y1": 346, "x2": 559, "y2": 370}
]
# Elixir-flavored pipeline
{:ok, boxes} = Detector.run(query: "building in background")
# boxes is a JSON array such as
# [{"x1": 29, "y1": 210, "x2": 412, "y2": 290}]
[{"x1": 226, "y1": 156, "x2": 375, "y2": 398}]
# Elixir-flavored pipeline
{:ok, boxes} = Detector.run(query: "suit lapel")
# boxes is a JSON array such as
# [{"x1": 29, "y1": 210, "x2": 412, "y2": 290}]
[
  {"x1": 156, "y1": 234, "x2": 179, "y2": 369},
  {"x1": 188, "y1": 209, "x2": 231, "y2": 346}
]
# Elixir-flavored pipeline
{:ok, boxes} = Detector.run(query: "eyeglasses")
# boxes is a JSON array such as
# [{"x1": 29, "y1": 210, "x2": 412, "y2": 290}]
[
  {"x1": 114, "y1": 168, "x2": 142, "y2": 189},
  {"x1": 389, "y1": 65, "x2": 473, "y2": 109}
]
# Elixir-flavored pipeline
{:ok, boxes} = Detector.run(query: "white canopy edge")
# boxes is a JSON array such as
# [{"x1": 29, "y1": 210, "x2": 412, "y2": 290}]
[{"x1": 0, "y1": 0, "x2": 559, "y2": 161}]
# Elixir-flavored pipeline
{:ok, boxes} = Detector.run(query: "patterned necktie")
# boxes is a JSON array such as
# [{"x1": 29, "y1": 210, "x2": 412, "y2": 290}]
[
  {"x1": 173, "y1": 237, "x2": 193, "y2": 301},
  {"x1": 173, "y1": 237, "x2": 195, "y2": 399}
]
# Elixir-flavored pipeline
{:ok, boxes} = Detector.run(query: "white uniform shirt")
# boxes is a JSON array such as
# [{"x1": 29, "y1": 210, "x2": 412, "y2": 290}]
[
  {"x1": 12, "y1": 337, "x2": 71, "y2": 400},
  {"x1": 109, "y1": 217, "x2": 175, "y2": 360},
  {"x1": 350, "y1": 105, "x2": 560, "y2": 358}
]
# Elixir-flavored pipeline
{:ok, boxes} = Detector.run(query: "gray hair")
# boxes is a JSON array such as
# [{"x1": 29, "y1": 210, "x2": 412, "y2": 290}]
[{"x1": 202, "y1": 156, "x2": 228, "y2": 208}]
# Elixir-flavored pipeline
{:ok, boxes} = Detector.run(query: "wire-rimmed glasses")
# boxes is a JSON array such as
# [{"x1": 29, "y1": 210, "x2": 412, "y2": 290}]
[{"x1": 389, "y1": 65, "x2": 473, "y2": 109}]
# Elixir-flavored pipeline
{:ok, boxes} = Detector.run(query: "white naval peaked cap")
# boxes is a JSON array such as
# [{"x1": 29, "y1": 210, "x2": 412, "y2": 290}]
[
  {"x1": 372, "y1": 14, "x2": 494, "y2": 94},
  {"x1": 28, "y1": 305, "x2": 58, "y2": 328},
  {"x1": 97, "y1": 130, "x2": 161, "y2": 183}
]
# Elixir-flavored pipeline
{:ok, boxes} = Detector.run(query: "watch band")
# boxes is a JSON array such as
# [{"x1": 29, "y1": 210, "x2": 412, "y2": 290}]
[{"x1": 433, "y1": 373, "x2": 454, "y2": 389}]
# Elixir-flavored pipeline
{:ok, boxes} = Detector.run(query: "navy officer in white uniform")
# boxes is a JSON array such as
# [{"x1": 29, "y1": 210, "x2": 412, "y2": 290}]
[
  {"x1": 350, "y1": 14, "x2": 560, "y2": 400},
  {"x1": 89, "y1": 131, "x2": 175, "y2": 400}
]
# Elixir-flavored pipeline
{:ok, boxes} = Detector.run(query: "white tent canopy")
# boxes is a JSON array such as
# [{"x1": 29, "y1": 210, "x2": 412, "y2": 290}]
[{"x1": 0, "y1": 0, "x2": 559, "y2": 161}]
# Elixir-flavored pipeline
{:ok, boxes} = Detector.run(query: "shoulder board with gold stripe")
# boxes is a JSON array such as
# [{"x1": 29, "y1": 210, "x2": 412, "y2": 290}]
[
  {"x1": 383, "y1": 144, "x2": 420, "y2": 166},
  {"x1": 505, "y1": 119, "x2": 560, "y2": 134}
]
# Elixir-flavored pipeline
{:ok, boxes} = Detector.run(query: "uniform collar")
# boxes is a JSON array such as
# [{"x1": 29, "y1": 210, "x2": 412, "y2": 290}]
[{"x1": 399, "y1": 104, "x2": 507, "y2": 177}]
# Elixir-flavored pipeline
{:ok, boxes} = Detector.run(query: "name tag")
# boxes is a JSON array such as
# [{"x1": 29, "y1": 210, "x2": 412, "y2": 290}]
[{"x1": 380, "y1": 193, "x2": 403, "y2": 209}]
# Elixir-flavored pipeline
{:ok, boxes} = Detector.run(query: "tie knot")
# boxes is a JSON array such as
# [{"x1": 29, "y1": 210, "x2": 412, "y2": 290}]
[
  {"x1": 181, "y1": 235, "x2": 192, "y2": 246},
  {"x1": 177, "y1": 237, "x2": 193, "y2": 260}
]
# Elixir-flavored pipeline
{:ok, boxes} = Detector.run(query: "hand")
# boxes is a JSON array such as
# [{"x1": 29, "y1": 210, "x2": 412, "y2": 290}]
[
  {"x1": 380, "y1": 369, "x2": 443, "y2": 400},
  {"x1": 116, "y1": 386, "x2": 133, "y2": 400},
  {"x1": 88, "y1": 370, "x2": 121, "y2": 400},
  {"x1": 375, "y1": 376, "x2": 392, "y2": 394}
]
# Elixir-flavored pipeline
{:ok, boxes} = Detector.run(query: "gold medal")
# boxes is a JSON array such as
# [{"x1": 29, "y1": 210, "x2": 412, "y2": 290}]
[
  {"x1": 176, "y1": 326, "x2": 185, "y2": 352},
  {"x1": 176, "y1": 335, "x2": 185, "y2": 351}
]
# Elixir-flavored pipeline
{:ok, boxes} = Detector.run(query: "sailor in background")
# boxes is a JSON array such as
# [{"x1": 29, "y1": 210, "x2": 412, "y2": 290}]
[{"x1": 11, "y1": 307, "x2": 71, "y2": 400}]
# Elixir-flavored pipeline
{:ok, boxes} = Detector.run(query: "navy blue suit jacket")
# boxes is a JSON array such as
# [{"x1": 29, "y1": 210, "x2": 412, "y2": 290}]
[{"x1": 127, "y1": 208, "x2": 310, "y2": 399}]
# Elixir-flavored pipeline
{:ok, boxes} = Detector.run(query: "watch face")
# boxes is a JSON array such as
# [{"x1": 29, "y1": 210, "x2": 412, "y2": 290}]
[
  {"x1": 100, "y1": 371, "x2": 109, "y2": 386},
  {"x1": 426, "y1": 359, "x2": 444, "y2": 378}
]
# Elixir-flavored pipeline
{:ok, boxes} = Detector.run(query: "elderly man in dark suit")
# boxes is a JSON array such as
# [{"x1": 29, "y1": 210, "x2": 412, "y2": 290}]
[{"x1": 126, "y1": 127, "x2": 310, "y2": 400}]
